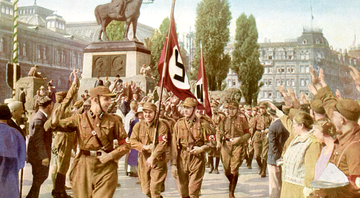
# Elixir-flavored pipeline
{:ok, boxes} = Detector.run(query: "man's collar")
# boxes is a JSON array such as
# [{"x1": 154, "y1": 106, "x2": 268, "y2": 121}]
[
  {"x1": 11, "y1": 117, "x2": 18, "y2": 125},
  {"x1": 39, "y1": 109, "x2": 48, "y2": 118}
]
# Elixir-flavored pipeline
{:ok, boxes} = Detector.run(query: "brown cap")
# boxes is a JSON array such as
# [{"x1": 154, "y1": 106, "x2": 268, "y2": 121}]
[
  {"x1": 335, "y1": 99, "x2": 360, "y2": 121},
  {"x1": 143, "y1": 102, "x2": 157, "y2": 112},
  {"x1": 228, "y1": 101, "x2": 239, "y2": 108},
  {"x1": 74, "y1": 100, "x2": 83, "y2": 109},
  {"x1": 181, "y1": 97, "x2": 198, "y2": 108},
  {"x1": 34, "y1": 65, "x2": 39, "y2": 68},
  {"x1": 288, "y1": 108, "x2": 301, "y2": 120},
  {"x1": 244, "y1": 105, "x2": 252, "y2": 110},
  {"x1": 89, "y1": 86, "x2": 116, "y2": 98},
  {"x1": 38, "y1": 96, "x2": 52, "y2": 106},
  {"x1": 310, "y1": 99, "x2": 325, "y2": 114},
  {"x1": 55, "y1": 91, "x2": 67, "y2": 102},
  {"x1": 259, "y1": 103, "x2": 267, "y2": 109}
]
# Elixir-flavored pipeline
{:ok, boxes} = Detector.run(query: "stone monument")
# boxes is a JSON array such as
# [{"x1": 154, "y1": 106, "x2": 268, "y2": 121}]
[{"x1": 79, "y1": 41, "x2": 155, "y2": 95}]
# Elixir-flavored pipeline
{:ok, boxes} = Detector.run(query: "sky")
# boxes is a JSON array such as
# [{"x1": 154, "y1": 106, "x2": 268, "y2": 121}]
[{"x1": 18, "y1": 0, "x2": 360, "y2": 50}]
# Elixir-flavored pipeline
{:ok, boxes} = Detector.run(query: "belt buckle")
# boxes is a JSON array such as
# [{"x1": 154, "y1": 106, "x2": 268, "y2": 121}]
[
  {"x1": 90, "y1": 150, "x2": 97, "y2": 157},
  {"x1": 91, "y1": 131, "x2": 96, "y2": 136}
]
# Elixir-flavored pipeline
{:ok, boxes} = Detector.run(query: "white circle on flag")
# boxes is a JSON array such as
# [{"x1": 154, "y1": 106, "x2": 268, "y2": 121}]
[{"x1": 168, "y1": 46, "x2": 190, "y2": 89}]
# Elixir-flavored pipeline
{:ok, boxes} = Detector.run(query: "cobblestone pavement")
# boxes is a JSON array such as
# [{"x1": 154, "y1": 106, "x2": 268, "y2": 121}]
[{"x1": 21, "y1": 158, "x2": 269, "y2": 198}]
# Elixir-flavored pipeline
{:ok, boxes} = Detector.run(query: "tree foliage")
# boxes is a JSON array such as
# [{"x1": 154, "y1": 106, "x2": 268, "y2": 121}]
[
  {"x1": 149, "y1": 17, "x2": 189, "y2": 82},
  {"x1": 191, "y1": 0, "x2": 232, "y2": 91},
  {"x1": 231, "y1": 13, "x2": 264, "y2": 105},
  {"x1": 105, "y1": 21, "x2": 126, "y2": 41}
]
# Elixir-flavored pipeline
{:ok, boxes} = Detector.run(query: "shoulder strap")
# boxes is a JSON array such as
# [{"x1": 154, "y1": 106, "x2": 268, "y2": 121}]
[
  {"x1": 336, "y1": 140, "x2": 360, "y2": 167},
  {"x1": 85, "y1": 112, "x2": 107, "y2": 151}
]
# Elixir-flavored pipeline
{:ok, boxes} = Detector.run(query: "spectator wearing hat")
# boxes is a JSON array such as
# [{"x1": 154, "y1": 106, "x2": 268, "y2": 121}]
[
  {"x1": 27, "y1": 96, "x2": 54, "y2": 198},
  {"x1": 47, "y1": 86, "x2": 130, "y2": 198},
  {"x1": 171, "y1": 97, "x2": 216, "y2": 198},
  {"x1": 266, "y1": 106, "x2": 289, "y2": 198},
  {"x1": 252, "y1": 103, "x2": 273, "y2": 177},
  {"x1": 94, "y1": 76, "x2": 104, "y2": 87},
  {"x1": 126, "y1": 106, "x2": 143, "y2": 178},
  {"x1": 72, "y1": 100, "x2": 83, "y2": 115},
  {"x1": 46, "y1": 74, "x2": 79, "y2": 198},
  {"x1": 216, "y1": 101, "x2": 251, "y2": 198},
  {"x1": 310, "y1": 99, "x2": 327, "y2": 122},
  {"x1": 123, "y1": 100, "x2": 138, "y2": 176},
  {"x1": 308, "y1": 66, "x2": 360, "y2": 189},
  {"x1": 0, "y1": 104, "x2": 26, "y2": 198},
  {"x1": 7, "y1": 101, "x2": 26, "y2": 139},
  {"x1": 129, "y1": 102, "x2": 169, "y2": 198},
  {"x1": 208, "y1": 102, "x2": 225, "y2": 174}
]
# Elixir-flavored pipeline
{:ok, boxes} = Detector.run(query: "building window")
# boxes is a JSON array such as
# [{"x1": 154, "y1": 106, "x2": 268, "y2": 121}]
[
  {"x1": 276, "y1": 79, "x2": 280, "y2": 86},
  {"x1": 22, "y1": 43, "x2": 26, "y2": 57},
  {"x1": 291, "y1": 79, "x2": 295, "y2": 86},
  {"x1": 268, "y1": 92, "x2": 272, "y2": 98},
  {"x1": 43, "y1": 47, "x2": 47, "y2": 60},
  {"x1": 300, "y1": 53, "x2": 305, "y2": 60},
  {"x1": 1, "y1": 6, "x2": 5, "y2": 14},
  {"x1": 37, "y1": 46, "x2": 41, "y2": 59},
  {"x1": 300, "y1": 65, "x2": 305, "y2": 73},
  {"x1": 305, "y1": 79, "x2": 309, "y2": 86},
  {"x1": 268, "y1": 79, "x2": 272, "y2": 86},
  {"x1": 269, "y1": 68, "x2": 273, "y2": 73},
  {"x1": 277, "y1": 91, "x2": 281, "y2": 98},
  {"x1": 286, "y1": 79, "x2": 291, "y2": 86},
  {"x1": 305, "y1": 66, "x2": 309, "y2": 73},
  {"x1": 288, "y1": 55, "x2": 292, "y2": 60},
  {"x1": 300, "y1": 79, "x2": 305, "y2": 86},
  {"x1": 264, "y1": 91, "x2": 268, "y2": 98},
  {"x1": 281, "y1": 67, "x2": 285, "y2": 73},
  {"x1": 316, "y1": 39, "x2": 320, "y2": 44},
  {"x1": 281, "y1": 79, "x2": 284, "y2": 85},
  {"x1": 0, "y1": 37, "x2": 3, "y2": 52},
  {"x1": 232, "y1": 81, "x2": 236, "y2": 86},
  {"x1": 302, "y1": 39, "x2": 307, "y2": 44},
  {"x1": 264, "y1": 67, "x2": 268, "y2": 74},
  {"x1": 268, "y1": 55, "x2": 272, "y2": 60},
  {"x1": 305, "y1": 52, "x2": 310, "y2": 60}
]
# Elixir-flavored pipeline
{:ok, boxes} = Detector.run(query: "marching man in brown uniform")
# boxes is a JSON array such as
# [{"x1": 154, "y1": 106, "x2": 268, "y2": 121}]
[
  {"x1": 130, "y1": 102, "x2": 170, "y2": 198},
  {"x1": 209, "y1": 101, "x2": 225, "y2": 174},
  {"x1": 47, "y1": 86, "x2": 130, "y2": 198},
  {"x1": 216, "y1": 101, "x2": 251, "y2": 198},
  {"x1": 252, "y1": 103, "x2": 272, "y2": 176},
  {"x1": 171, "y1": 97, "x2": 216, "y2": 198}
]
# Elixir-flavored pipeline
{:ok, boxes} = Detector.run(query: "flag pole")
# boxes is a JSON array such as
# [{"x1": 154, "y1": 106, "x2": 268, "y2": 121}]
[
  {"x1": 200, "y1": 43, "x2": 206, "y2": 107},
  {"x1": 153, "y1": 0, "x2": 176, "y2": 147}
]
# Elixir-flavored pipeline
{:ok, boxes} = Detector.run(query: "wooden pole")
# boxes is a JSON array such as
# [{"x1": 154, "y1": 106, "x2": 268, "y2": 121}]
[{"x1": 153, "y1": 0, "x2": 176, "y2": 147}]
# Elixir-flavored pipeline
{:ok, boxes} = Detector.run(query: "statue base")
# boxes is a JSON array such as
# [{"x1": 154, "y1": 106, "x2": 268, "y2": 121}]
[
  {"x1": 15, "y1": 77, "x2": 46, "y2": 111},
  {"x1": 81, "y1": 41, "x2": 151, "y2": 78}
]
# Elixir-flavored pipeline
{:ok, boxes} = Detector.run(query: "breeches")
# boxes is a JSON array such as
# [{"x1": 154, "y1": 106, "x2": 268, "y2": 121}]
[
  {"x1": 175, "y1": 150, "x2": 205, "y2": 198},
  {"x1": 69, "y1": 154, "x2": 118, "y2": 198},
  {"x1": 137, "y1": 153, "x2": 167, "y2": 198},
  {"x1": 221, "y1": 142, "x2": 245, "y2": 175}
]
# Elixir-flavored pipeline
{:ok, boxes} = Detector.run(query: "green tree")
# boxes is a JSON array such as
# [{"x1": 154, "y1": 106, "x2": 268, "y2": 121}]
[
  {"x1": 191, "y1": 0, "x2": 232, "y2": 91},
  {"x1": 150, "y1": 17, "x2": 170, "y2": 81},
  {"x1": 105, "y1": 21, "x2": 126, "y2": 41},
  {"x1": 231, "y1": 13, "x2": 264, "y2": 105}
]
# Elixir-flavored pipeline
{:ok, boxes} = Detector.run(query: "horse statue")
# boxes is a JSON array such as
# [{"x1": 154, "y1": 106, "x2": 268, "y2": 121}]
[{"x1": 95, "y1": 0, "x2": 143, "y2": 41}]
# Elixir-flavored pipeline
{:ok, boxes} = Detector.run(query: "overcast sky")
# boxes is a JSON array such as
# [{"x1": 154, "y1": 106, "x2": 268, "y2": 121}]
[{"x1": 18, "y1": 0, "x2": 360, "y2": 50}]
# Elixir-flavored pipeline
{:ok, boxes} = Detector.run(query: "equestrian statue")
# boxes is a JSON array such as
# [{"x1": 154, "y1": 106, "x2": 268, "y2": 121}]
[{"x1": 95, "y1": 0, "x2": 144, "y2": 41}]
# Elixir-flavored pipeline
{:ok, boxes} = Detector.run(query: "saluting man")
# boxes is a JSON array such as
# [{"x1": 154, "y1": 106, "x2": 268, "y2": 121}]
[
  {"x1": 47, "y1": 86, "x2": 130, "y2": 198},
  {"x1": 171, "y1": 97, "x2": 216, "y2": 198},
  {"x1": 216, "y1": 101, "x2": 251, "y2": 198},
  {"x1": 130, "y1": 102, "x2": 169, "y2": 198}
]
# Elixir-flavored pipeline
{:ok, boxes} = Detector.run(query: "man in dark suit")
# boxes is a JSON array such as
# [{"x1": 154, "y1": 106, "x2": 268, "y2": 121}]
[
  {"x1": 7, "y1": 101, "x2": 26, "y2": 139},
  {"x1": 267, "y1": 107, "x2": 289, "y2": 198},
  {"x1": 27, "y1": 96, "x2": 54, "y2": 198}
]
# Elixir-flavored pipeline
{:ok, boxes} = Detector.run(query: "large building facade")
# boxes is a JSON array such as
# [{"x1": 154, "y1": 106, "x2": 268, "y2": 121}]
[
  {"x1": 0, "y1": 0, "x2": 154, "y2": 103},
  {"x1": 258, "y1": 27, "x2": 360, "y2": 102},
  {"x1": 224, "y1": 27, "x2": 360, "y2": 101}
]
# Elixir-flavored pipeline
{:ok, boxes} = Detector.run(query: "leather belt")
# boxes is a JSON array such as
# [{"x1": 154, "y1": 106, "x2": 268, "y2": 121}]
[{"x1": 80, "y1": 149, "x2": 109, "y2": 157}]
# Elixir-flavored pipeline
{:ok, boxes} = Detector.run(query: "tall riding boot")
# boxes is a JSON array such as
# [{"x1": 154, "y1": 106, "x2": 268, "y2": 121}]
[
  {"x1": 51, "y1": 173, "x2": 56, "y2": 189},
  {"x1": 247, "y1": 150, "x2": 254, "y2": 169},
  {"x1": 256, "y1": 157, "x2": 262, "y2": 174},
  {"x1": 214, "y1": 157, "x2": 220, "y2": 174},
  {"x1": 261, "y1": 160, "x2": 267, "y2": 177},
  {"x1": 229, "y1": 174, "x2": 238, "y2": 198},
  {"x1": 52, "y1": 173, "x2": 72, "y2": 198},
  {"x1": 226, "y1": 174, "x2": 233, "y2": 183},
  {"x1": 208, "y1": 156, "x2": 214, "y2": 173}
]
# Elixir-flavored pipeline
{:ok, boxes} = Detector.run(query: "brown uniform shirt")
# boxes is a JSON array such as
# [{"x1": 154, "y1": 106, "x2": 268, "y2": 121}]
[
  {"x1": 171, "y1": 116, "x2": 215, "y2": 166},
  {"x1": 130, "y1": 119, "x2": 169, "y2": 160},
  {"x1": 217, "y1": 113, "x2": 250, "y2": 143},
  {"x1": 47, "y1": 111, "x2": 130, "y2": 161},
  {"x1": 252, "y1": 113, "x2": 273, "y2": 143},
  {"x1": 316, "y1": 86, "x2": 360, "y2": 177}
]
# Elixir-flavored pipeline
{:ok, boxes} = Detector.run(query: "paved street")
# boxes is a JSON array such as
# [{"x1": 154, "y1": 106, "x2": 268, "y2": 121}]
[{"x1": 21, "y1": 158, "x2": 269, "y2": 198}]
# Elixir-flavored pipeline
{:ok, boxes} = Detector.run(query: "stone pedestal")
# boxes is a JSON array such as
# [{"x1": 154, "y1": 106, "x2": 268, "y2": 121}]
[
  {"x1": 79, "y1": 41, "x2": 155, "y2": 97},
  {"x1": 15, "y1": 77, "x2": 46, "y2": 111},
  {"x1": 82, "y1": 41, "x2": 151, "y2": 78}
]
